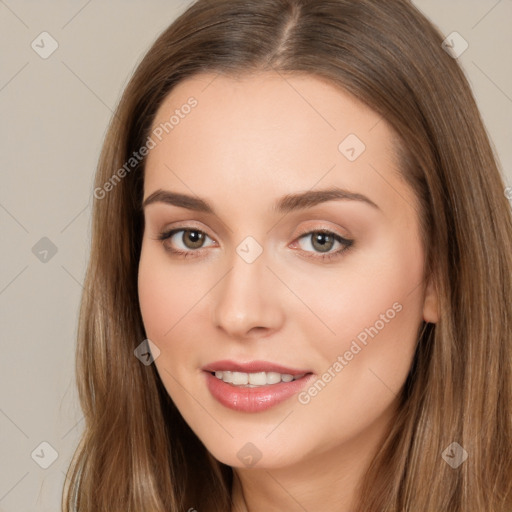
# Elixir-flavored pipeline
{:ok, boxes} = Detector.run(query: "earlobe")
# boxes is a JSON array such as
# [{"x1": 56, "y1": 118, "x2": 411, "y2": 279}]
[{"x1": 422, "y1": 274, "x2": 439, "y2": 324}]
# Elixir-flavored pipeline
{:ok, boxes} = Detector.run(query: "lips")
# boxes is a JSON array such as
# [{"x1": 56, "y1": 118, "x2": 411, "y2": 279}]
[{"x1": 202, "y1": 360, "x2": 314, "y2": 412}]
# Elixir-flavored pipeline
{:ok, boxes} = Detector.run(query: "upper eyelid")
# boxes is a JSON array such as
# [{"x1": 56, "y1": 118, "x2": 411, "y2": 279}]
[
  {"x1": 165, "y1": 226, "x2": 217, "y2": 243},
  {"x1": 161, "y1": 226, "x2": 351, "y2": 247},
  {"x1": 160, "y1": 218, "x2": 350, "y2": 237},
  {"x1": 162, "y1": 227, "x2": 217, "y2": 245},
  {"x1": 296, "y1": 226, "x2": 350, "y2": 239},
  {"x1": 161, "y1": 224, "x2": 348, "y2": 236}
]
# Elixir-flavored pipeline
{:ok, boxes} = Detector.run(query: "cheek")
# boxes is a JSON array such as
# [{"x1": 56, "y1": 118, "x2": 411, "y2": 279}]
[
  {"x1": 292, "y1": 227, "x2": 425, "y2": 356},
  {"x1": 138, "y1": 243, "x2": 204, "y2": 339},
  {"x1": 137, "y1": 241, "x2": 220, "y2": 398},
  {"x1": 137, "y1": 246, "x2": 201, "y2": 402},
  {"x1": 138, "y1": 264, "x2": 175, "y2": 340},
  {"x1": 293, "y1": 230, "x2": 425, "y2": 433}
]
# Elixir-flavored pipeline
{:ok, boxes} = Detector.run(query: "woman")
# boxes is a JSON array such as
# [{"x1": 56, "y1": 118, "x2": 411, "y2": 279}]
[{"x1": 63, "y1": 0, "x2": 512, "y2": 510}]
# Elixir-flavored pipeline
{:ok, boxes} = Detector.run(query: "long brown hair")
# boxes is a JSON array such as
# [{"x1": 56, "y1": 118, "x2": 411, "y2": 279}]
[{"x1": 62, "y1": 0, "x2": 512, "y2": 510}]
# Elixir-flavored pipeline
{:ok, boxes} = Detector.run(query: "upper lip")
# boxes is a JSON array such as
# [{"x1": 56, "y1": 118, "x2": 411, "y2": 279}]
[{"x1": 202, "y1": 360, "x2": 312, "y2": 376}]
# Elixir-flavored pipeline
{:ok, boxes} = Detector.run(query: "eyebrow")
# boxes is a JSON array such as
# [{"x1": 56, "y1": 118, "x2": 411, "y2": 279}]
[{"x1": 142, "y1": 186, "x2": 380, "y2": 214}]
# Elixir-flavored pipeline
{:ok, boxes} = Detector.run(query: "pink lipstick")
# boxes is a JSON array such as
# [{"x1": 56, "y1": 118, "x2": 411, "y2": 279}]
[{"x1": 202, "y1": 360, "x2": 314, "y2": 412}]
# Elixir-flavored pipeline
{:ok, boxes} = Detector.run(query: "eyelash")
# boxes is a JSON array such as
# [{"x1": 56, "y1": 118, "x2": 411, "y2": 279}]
[{"x1": 155, "y1": 227, "x2": 354, "y2": 262}]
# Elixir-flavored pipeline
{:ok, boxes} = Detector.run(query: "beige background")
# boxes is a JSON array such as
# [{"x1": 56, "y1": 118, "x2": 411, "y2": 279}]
[{"x1": 0, "y1": 1, "x2": 511, "y2": 510}]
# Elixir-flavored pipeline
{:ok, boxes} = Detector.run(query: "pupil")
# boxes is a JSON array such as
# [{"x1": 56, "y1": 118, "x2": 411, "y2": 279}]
[
  {"x1": 185, "y1": 230, "x2": 204, "y2": 248},
  {"x1": 313, "y1": 233, "x2": 333, "y2": 253}
]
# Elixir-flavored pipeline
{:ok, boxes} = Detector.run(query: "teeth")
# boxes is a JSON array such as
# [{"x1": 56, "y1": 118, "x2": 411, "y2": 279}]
[
  {"x1": 248, "y1": 372, "x2": 266, "y2": 385},
  {"x1": 213, "y1": 370, "x2": 304, "y2": 387},
  {"x1": 232, "y1": 372, "x2": 249, "y2": 385},
  {"x1": 221, "y1": 371, "x2": 233, "y2": 383},
  {"x1": 266, "y1": 372, "x2": 281, "y2": 384}
]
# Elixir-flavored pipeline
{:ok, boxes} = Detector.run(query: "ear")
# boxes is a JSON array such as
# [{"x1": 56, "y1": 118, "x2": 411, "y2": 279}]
[{"x1": 422, "y1": 274, "x2": 439, "y2": 323}]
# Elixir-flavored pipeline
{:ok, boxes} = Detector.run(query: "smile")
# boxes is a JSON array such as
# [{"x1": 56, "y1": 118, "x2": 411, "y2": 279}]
[
  {"x1": 202, "y1": 360, "x2": 314, "y2": 412},
  {"x1": 213, "y1": 370, "x2": 306, "y2": 387}
]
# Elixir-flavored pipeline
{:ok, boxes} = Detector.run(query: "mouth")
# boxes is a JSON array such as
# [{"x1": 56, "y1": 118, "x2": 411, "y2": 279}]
[
  {"x1": 202, "y1": 360, "x2": 314, "y2": 412},
  {"x1": 209, "y1": 370, "x2": 307, "y2": 387}
]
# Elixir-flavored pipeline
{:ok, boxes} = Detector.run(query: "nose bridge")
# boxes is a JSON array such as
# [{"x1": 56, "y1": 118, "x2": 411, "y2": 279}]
[{"x1": 212, "y1": 238, "x2": 283, "y2": 337}]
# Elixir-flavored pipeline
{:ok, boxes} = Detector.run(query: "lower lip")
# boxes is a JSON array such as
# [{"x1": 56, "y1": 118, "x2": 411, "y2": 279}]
[{"x1": 204, "y1": 372, "x2": 313, "y2": 412}]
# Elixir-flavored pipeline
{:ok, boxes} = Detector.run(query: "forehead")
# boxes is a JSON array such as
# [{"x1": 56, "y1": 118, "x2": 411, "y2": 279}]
[
  {"x1": 150, "y1": 71, "x2": 386, "y2": 142},
  {"x1": 144, "y1": 71, "x2": 411, "y2": 217}
]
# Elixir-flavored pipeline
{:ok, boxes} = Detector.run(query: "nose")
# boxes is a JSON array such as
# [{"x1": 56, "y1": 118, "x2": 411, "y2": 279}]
[{"x1": 212, "y1": 249, "x2": 285, "y2": 340}]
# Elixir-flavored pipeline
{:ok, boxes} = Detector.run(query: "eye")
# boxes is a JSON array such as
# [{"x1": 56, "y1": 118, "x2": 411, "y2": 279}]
[
  {"x1": 294, "y1": 230, "x2": 354, "y2": 261},
  {"x1": 157, "y1": 228, "x2": 216, "y2": 257},
  {"x1": 155, "y1": 226, "x2": 353, "y2": 262}
]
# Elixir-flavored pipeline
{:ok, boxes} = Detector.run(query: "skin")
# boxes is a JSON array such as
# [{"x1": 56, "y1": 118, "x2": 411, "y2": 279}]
[{"x1": 137, "y1": 71, "x2": 439, "y2": 512}]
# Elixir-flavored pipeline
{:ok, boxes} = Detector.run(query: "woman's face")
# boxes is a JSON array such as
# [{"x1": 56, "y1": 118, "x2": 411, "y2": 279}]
[{"x1": 138, "y1": 71, "x2": 438, "y2": 470}]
